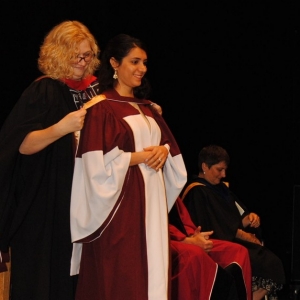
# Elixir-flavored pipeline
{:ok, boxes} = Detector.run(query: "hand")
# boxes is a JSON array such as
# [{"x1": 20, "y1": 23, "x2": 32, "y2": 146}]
[
  {"x1": 183, "y1": 226, "x2": 214, "y2": 252},
  {"x1": 150, "y1": 102, "x2": 163, "y2": 115},
  {"x1": 236, "y1": 229, "x2": 263, "y2": 245},
  {"x1": 249, "y1": 233, "x2": 262, "y2": 245},
  {"x1": 19, "y1": 107, "x2": 87, "y2": 155},
  {"x1": 245, "y1": 232, "x2": 262, "y2": 245},
  {"x1": 56, "y1": 107, "x2": 87, "y2": 135},
  {"x1": 247, "y1": 212, "x2": 260, "y2": 228},
  {"x1": 144, "y1": 145, "x2": 169, "y2": 171}
]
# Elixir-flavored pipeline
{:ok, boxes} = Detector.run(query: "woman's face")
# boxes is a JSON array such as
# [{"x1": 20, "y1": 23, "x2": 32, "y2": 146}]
[
  {"x1": 203, "y1": 161, "x2": 227, "y2": 185},
  {"x1": 71, "y1": 39, "x2": 93, "y2": 80},
  {"x1": 114, "y1": 47, "x2": 147, "y2": 90}
]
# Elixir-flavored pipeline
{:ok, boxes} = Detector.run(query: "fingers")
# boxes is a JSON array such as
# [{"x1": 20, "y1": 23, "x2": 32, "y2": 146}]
[
  {"x1": 156, "y1": 157, "x2": 164, "y2": 170},
  {"x1": 150, "y1": 103, "x2": 163, "y2": 116},
  {"x1": 144, "y1": 146, "x2": 168, "y2": 170},
  {"x1": 79, "y1": 106, "x2": 87, "y2": 113},
  {"x1": 77, "y1": 112, "x2": 86, "y2": 129},
  {"x1": 200, "y1": 231, "x2": 213, "y2": 240},
  {"x1": 145, "y1": 157, "x2": 164, "y2": 171},
  {"x1": 204, "y1": 241, "x2": 214, "y2": 252},
  {"x1": 200, "y1": 230, "x2": 213, "y2": 237},
  {"x1": 249, "y1": 213, "x2": 260, "y2": 227},
  {"x1": 250, "y1": 217, "x2": 260, "y2": 227},
  {"x1": 64, "y1": 109, "x2": 87, "y2": 132},
  {"x1": 194, "y1": 226, "x2": 201, "y2": 235}
]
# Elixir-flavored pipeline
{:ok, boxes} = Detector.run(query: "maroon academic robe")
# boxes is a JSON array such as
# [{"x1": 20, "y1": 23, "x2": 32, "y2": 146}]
[{"x1": 70, "y1": 89, "x2": 187, "y2": 300}]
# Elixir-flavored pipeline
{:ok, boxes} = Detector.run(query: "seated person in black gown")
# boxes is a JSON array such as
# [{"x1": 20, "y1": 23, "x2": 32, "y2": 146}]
[
  {"x1": 169, "y1": 196, "x2": 253, "y2": 300},
  {"x1": 181, "y1": 145, "x2": 285, "y2": 300}
]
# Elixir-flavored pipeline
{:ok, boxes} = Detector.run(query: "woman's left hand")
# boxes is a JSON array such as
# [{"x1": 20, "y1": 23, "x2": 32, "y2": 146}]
[
  {"x1": 144, "y1": 145, "x2": 168, "y2": 171},
  {"x1": 247, "y1": 212, "x2": 260, "y2": 228}
]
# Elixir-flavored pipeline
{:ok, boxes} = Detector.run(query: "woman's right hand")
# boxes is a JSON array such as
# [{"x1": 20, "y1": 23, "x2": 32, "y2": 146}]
[
  {"x1": 19, "y1": 108, "x2": 87, "y2": 155},
  {"x1": 183, "y1": 226, "x2": 214, "y2": 252},
  {"x1": 56, "y1": 107, "x2": 87, "y2": 135},
  {"x1": 143, "y1": 145, "x2": 169, "y2": 171}
]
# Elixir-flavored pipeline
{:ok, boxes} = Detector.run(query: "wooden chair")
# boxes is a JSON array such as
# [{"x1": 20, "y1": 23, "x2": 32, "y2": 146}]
[{"x1": 0, "y1": 250, "x2": 11, "y2": 300}]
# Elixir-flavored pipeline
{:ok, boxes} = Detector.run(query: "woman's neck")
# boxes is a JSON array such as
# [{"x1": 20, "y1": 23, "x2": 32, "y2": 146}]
[{"x1": 114, "y1": 84, "x2": 134, "y2": 98}]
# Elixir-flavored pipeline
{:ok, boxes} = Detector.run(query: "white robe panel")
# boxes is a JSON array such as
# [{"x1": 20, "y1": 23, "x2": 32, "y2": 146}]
[{"x1": 124, "y1": 114, "x2": 186, "y2": 299}]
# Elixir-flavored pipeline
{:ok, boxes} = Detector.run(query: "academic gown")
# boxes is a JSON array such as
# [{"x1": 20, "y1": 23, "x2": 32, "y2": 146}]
[
  {"x1": 182, "y1": 177, "x2": 286, "y2": 288},
  {"x1": 169, "y1": 197, "x2": 252, "y2": 300},
  {"x1": 70, "y1": 89, "x2": 187, "y2": 300},
  {"x1": 0, "y1": 76, "x2": 99, "y2": 300}
]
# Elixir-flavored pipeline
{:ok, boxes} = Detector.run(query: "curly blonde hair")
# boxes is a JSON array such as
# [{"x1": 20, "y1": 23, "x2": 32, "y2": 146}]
[{"x1": 38, "y1": 20, "x2": 100, "y2": 79}]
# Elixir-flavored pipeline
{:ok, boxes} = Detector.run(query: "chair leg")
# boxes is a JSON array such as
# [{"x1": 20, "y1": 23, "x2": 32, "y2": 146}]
[{"x1": 0, "y1": 261, "x2": 11, "y2": 300}]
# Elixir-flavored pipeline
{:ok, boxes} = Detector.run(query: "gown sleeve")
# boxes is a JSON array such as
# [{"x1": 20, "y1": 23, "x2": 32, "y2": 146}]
[
  {"x1": 70, "y1": 100, "x2": 131, "y2": 242},
  {"x1": 183, "y1": 185, "x2": 240, "y2": 241},
  {"x1": 150, "y1": 111, "x2": 187, "y2": 211}
]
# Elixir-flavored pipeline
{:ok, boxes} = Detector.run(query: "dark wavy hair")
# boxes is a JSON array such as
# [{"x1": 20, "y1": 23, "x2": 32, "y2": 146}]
[
  {"x1": 97, "y1": 33, "x2": 151, "y2": 99},
  {"x1": 198, "y1": 145, "x2": 230, "y2": 172}
]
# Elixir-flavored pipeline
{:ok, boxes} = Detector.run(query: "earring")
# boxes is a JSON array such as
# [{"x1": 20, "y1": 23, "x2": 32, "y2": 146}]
[
  {"x1": 113, "y1": 69, "x2": 118, "y2": 79},
  {"x1": 203, "y1": 171, "x2": 206, "y2": 175}
]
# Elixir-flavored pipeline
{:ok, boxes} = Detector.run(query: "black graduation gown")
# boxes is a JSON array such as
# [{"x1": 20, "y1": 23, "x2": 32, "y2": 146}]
[
  {"x1": 0, "y1": 78, "x2": 77, "y2": 300},
  {"x1": 182, "y1": 177, "x2": 286, "y2": 285}
]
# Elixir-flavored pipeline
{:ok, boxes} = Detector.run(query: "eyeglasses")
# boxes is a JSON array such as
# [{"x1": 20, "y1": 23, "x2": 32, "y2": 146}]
[{"x1": 75, "y1": 51, "x2": 94, "y2": 63}]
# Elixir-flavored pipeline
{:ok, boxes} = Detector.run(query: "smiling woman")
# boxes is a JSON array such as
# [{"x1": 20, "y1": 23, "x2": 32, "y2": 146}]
[{"x1": 70, "y1": 33, "x2": 187, "y2": 300}]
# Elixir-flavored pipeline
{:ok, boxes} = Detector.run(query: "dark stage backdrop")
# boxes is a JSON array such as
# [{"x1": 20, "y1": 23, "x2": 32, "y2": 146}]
[{"x1": 1, "y1": 1, "x2": 299, "y2": 297}]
